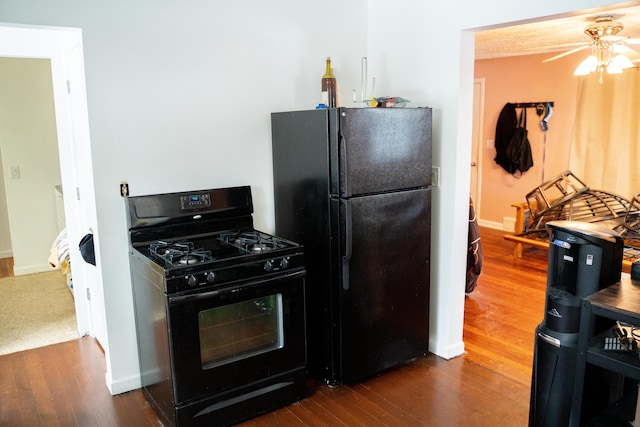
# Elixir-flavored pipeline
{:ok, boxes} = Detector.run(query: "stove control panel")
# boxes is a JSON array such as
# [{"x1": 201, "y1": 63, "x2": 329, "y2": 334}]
[
  {"x1": 186, "y1": 271, "x2": 217, "y2": 288},
  {"x1": 180, "y1": 193, "x2": 211, "y2": 210},
  {"x1": 175, "y1": 254, "x2": 303, "y2": 292},
  {"x1": 264, "y1": 257, "x2": 291, "y2": 272}
]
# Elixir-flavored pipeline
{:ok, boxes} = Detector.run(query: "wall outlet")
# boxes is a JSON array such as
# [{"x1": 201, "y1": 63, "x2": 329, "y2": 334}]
[
  {"x1": 431, "y1": 166, "x2": 440, "y2": 187},
  {"x1": 503, "y1": 217, "x2": 516, "y2": 232},
  {"x1": 120, "y1": 182, "x2": 129, "y2": 197},
  {"x1": 487, "y1": 139, "x2": 495, "y2": 149},
  {"x1": 10, "y1": 166, "x2": 20, "y2": 179}
]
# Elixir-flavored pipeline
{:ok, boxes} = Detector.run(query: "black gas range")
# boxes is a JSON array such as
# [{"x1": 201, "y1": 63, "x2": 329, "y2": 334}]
[{"x1": 126, "y1": 186, "x2": 307, "y2": 427}]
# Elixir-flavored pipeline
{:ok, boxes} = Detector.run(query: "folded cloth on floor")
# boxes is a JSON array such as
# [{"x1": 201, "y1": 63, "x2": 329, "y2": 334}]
[{"x1": 49, "y1": 228, "x2": 70, "y2": 273}]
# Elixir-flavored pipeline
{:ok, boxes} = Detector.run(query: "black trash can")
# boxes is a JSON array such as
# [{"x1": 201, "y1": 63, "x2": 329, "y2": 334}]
[{"x1": 529, "y1": 326, "x2": 578, "y2": 427}]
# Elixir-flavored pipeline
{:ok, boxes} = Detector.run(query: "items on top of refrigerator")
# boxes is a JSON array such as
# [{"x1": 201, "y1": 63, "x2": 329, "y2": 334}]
[
  {"x1": 365, "y1": 96, "x2": 410, "y2": 108},
  {"x1": 321, "y1": 57, "x2": 337, "y2": 108}
]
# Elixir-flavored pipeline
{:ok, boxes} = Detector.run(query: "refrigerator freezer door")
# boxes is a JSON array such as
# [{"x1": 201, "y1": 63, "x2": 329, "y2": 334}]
[
  {"x1": 334, "y1": 108, "x2": 432, "y2": 197},
  {"x1": 333, "y1": 187, "x2": 431, "y2": 385}
]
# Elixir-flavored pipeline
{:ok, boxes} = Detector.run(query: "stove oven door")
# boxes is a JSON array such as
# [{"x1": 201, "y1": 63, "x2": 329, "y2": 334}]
[{"x1": 167, "y1": 269, "x2": 306, "y2": 410}]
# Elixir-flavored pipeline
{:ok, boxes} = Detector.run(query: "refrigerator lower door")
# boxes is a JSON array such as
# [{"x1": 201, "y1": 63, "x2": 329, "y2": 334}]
[{"x1": 332, "y1": 187, "x2": 431, "y2": 385}]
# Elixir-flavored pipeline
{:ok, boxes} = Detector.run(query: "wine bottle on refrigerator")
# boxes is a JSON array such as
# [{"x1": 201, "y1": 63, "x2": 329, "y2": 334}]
[{"x1": 321, "y1": 57, "x2": 337, "y2": 108}]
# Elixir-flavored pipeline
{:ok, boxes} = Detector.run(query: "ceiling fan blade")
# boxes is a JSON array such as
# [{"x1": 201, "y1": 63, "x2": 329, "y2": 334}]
[
  {"x1": 624, "y1": 38, "x2": 640, "y2": 45},
  {"x1": 523, "y1": 41, "x2": 588, "y2": 52},
  {"x1": 542, "y1": 45, "x2": 590, "y2": 63},
  {"x1": 615, "y1": 44, "x2": 640, "y2": 56}
]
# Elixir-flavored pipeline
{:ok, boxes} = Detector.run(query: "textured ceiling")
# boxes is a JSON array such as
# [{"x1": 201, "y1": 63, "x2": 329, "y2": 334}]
[{"x1": 475, "y1": 4, "x2": 640, "y2": 61}]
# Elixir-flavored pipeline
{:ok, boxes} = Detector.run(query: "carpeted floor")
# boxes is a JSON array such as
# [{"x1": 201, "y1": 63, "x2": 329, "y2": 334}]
[{"x1": 0, "y1": 270, "x2": 78, "y2": 355}]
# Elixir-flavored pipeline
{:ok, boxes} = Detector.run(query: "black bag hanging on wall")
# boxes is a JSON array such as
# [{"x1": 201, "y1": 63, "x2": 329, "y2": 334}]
[
  {"x1": 494, "y1": 102, "x2": 518, "y2": 172},
  {"x1": 505, "y1": 108, "x2": 534, "y2": 177},
  {"x1": 494, "y1": 104, "x2": 534, "y2": 177}
]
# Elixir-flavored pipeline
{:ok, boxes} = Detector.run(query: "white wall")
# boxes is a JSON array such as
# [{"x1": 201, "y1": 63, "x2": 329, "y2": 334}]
[
  {"x1": 0, "y1": 0, "x2": 369, "y2": 394},
  {"x1": 366, "y1": 0, "x2": 626, "y2": 359},
  {"x1": 0, "y1": 57, "x2": 62, "y2": 274},
  {"x1": 0, "y1": 0, "x2": 625, "y2": 394}
]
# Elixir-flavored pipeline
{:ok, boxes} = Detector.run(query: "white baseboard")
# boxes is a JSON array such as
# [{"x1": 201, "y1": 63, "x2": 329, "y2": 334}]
[
  {"x1": 105, "y1": 371, "x2": 141, "y2": 396},
  {"x1": 429, "y1": 338, "x2": 465, "y2": 360},
  {"x1": 0, "y1": 250, "x2": 13, "y2": 259},
  {"x1": 478, "y1": 218, "x2": 516, "y2": 232},
  {"x1": 502, "y1": 216, "x2": 516, "y2": 232},
  {"x1": 477, "y1": 219, "x2": 503, "y2": 230},
  {"x1": 13, "y1": 263, "x2": 52, "y2": 276}
]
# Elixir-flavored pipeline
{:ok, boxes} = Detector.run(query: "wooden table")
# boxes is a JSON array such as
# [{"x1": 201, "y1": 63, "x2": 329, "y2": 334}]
[{"x1": 570, "y1": 276, "x2": 640, "y2": 425}]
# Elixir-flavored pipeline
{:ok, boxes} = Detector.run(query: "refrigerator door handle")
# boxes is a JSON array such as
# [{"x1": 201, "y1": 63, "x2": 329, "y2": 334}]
[
  {"x1": 339, "y1": 124, "x2": 350, "y2": 197},
  {"x1": 341, "y1": 199, "x2": 352, "y2": 290}
]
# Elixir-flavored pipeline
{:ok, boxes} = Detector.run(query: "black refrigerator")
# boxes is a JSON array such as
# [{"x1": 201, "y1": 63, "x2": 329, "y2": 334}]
[{"x1": 271, "y1": 107, "x2": 432, "y2": 387}]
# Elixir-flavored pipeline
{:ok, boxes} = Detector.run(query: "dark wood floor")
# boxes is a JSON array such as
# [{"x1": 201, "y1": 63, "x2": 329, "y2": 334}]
[
  {"x1": 0, "y1": 228, "x2": 549, "y2": 426},
  {"x1": 0, "y1": 257, "x2": 13, "y2": 278}
]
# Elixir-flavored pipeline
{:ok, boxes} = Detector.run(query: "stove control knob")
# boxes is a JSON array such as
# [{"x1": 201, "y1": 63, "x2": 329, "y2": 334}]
[
  {"x1": 206, "y1": 271, "x2": 216, "y2": 283},
  {"x1": 187, "y1": 275, "x2": 198, "y2": 287},
  {"x1": 264, "y1": 260, "x2": 274, "y2": 272},
  {"x1": 279, "y1": 257, "x2": 289, "y2": 269}
]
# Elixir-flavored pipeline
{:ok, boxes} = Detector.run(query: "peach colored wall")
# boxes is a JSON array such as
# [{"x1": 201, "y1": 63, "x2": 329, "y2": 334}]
[{"x1": 474, "y1": 52, "x2": 586, "y2": 229}]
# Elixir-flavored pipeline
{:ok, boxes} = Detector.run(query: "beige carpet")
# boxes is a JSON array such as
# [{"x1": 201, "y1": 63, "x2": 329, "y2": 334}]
[{"x1": 0, "y1": 270, "x2": 79, "y2": 355}]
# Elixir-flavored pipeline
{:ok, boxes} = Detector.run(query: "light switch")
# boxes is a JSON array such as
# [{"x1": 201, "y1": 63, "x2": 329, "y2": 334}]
[
  {"x1": 431, "y1": 166, "x2": 440, "y2": 187},
  {"x1": 10, "y1": 166, "x2": 20, "y2": 179}
]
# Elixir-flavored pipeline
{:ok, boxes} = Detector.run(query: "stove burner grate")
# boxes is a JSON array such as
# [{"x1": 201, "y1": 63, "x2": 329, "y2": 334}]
[
  {"x1": 220, "y1": 231, "x2": 285, "y2": 253},
  {"x1": 150, "y1": 240, "x2": 213, "y2": 267}
]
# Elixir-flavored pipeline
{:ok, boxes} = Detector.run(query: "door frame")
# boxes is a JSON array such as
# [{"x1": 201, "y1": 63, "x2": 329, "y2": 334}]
[
  {"x1": 470, "y1": 78, "x2": 485, "y2": 218},
  {"x1": 0, "y1": 23, "x2": 99, "y2": 338}
]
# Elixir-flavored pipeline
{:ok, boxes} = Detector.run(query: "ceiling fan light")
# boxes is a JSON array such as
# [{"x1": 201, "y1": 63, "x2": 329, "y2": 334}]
[
  {"x1": 607, "y1": 64, "x2": 624, "y2": 74},
  {"x1": 612, "y1": 44, "x2": 631, "y2": 53},
  {"x1": 574, "y1": 56, "x2": 598, "y2": 75},
  {"x1": 610, "y1": 53, "x2": 634, "y2": 70}
]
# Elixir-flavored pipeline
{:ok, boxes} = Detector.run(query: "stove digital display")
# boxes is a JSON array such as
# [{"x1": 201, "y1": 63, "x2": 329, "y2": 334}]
[{"x1": 180, "y1": 193, "x2": 211, "y2": 209}]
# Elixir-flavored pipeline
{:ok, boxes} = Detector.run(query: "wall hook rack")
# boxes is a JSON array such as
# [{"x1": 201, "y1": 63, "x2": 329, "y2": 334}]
[{"x1": 511, "y1": 102, "x2": 554, "y2": 109}]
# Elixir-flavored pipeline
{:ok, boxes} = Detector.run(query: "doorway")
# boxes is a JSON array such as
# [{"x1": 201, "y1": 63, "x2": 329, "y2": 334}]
[
  {"x1": 0, "y1": 23, "x2": 100, "y2": 342},
  {"x1": 0, "y1": 57, "x2": 64, "y2": 275},
  {"x1": 0, "y1": 57, "x2": 78, "y2": 355}
]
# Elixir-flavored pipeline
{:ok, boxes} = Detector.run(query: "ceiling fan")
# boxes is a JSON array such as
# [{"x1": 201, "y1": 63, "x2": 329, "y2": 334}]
[{"x1": 541, "y1": 15, "x2": 640, "y2": 78}]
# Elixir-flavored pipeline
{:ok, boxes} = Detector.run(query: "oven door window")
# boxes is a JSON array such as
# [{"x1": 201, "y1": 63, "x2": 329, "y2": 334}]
[{"x1": 198, "y1": 294, "x2": 284, "y2": 369}]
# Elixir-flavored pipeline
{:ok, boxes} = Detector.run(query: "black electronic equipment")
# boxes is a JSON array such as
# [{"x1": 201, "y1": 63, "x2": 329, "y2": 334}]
[{"x1": 529, "y1": 221, "x2": 624, "y2": 427}]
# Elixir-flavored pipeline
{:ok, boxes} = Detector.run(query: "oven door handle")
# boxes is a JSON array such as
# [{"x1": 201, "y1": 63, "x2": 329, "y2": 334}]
[{"x1": 167, "y1": 270, "x2": 306, "y2": 306}]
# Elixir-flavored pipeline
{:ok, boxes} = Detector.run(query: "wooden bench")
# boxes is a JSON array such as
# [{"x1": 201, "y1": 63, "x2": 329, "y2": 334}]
[
  {"x1": 503, "y1": 202, "x2": 635, "y2": 273},
  {"x1": 505, "y1": 202, "x2": 540, "y2": 257}
]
